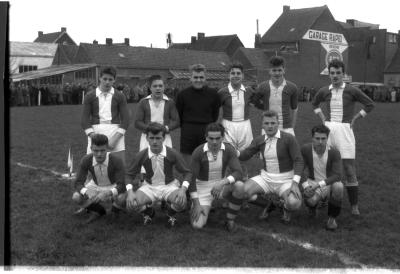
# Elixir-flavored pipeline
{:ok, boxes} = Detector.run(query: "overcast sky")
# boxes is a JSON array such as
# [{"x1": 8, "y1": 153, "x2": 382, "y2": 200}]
[{"x1": 8, "y1": 0, "x2": 400, "y2": 48}]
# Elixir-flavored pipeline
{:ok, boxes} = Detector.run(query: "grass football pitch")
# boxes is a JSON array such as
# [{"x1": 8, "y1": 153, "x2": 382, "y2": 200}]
[{"x1": 9, "y1": 102, "x2": 400, "y2": 268}]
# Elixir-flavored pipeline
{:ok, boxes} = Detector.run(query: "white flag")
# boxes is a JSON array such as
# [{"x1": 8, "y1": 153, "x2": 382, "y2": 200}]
[{"x1": 67, "y1": 148, "x2": 73, "y2": 175}]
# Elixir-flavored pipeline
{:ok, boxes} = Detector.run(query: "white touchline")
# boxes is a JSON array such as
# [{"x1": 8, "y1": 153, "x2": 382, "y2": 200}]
[
  {"x1": 239, "y1": 225, "x2": 369, "y2": 268},
  {"x1": 14, "y1": 162, "x2": 75, "y2": 179}
]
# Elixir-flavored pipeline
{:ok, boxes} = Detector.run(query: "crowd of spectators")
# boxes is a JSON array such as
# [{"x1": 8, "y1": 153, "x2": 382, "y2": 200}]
[{"x1": 9, "y1": 80, "x2": 400, "y2": 107}]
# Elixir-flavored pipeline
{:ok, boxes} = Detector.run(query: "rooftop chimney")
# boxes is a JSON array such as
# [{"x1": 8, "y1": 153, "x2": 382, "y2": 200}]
[
  {"x1": 283, "y1": 5, "x2": 290, "y2": 12},
  {"x1": 191, "y1": 36, "x2": 197, "y2": 44},
  {"x1": 106, "y1": 38, "x2": 113, "y2": 45},
  {"x1": 346, "y1": 19, "x2": 355, "y2": 26},
  {"x1": 38, "y1": 31, "x2": 43, "y2": 37},
  {"x1": 61, "y1": 27, "x2": 66, "y2": 32},
  {"x1": 197, "y1": 32, "x2": 205, "y2": 40},
  {"x1": 93, "y1": 40, "x2": 98, "y2": 45},
  {"x1": 124, "y1": 38, "x2": 130, "y2": 46}
]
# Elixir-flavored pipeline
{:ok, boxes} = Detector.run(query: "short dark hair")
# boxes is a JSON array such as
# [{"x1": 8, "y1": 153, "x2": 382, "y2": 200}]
[
  {"x1": 311, "y1": 124, "x2": 330, "y2": 137},
  {"x1": 91, "y1": 134, "x2": 109, "y2": 147},
  {"x1": 328, "y1": 59, "x2": 345, "y2": 73},
  {"x1": 263, "y1": 110, "x2": 279, "y2": 121},
  {"x1": 148, "y1": 75, "x2": 163, "y2": 86},
  {"x1": 145, "y1": 122, "x2": 166, "y2": 137},
  {"x1": 100, "y1": 67, "x2": 117, "y2": 79},
  {"x1": 269, "y1": 56, "x2": 285, "y2": 67},
  {"x1": 229, "y1": 61, "x2": 243, "y2": 72},
  {"x1": 205, "y1": 123, "x2": 225, "y2": 137},
  {"x1": 189, "y1": 64, "x2": 206, "y2": 73}
]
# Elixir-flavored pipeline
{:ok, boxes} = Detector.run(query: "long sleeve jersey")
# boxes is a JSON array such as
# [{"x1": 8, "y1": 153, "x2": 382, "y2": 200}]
[
  {"x1": 189, "y1": 142, "x2": 242, "y2": 196},
  {"x1": 81, "y1": 88, "x2": 130, "y2": 135},
  {"x1": 312, "y1": 83, "x2": 374, "y2": 123}
]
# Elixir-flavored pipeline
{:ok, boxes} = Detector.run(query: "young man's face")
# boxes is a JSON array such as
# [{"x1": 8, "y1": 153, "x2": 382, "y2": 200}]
[
  {"x1": 91, "y1": 144, "x2": 108, "y2": 163},
  {"x1": 269, "y1": 65, "x2": 285, "y2": 83},
  {"x1": 146, "y1": 131, "x2": 165, "y2": 154},
  {"x1": 329, "y1": 66, "x2": 344, "y2": 87},
  {"x1": 262, "y1": 116, "x2": 279, "y2": 137},
  {"x1": 190, "y1": 71, "x2": 206, "y2": 89},
  {"x1": 150, "y1": 79, "x2": 164, "y2": 99},
  {"x1": 229, "y1": 68, "x2": 243, "y2": 87},
  {"x1": 99, "y1": 73, "x2": 115, "y2": 92},
  {"x1": 312, "y1": 132, "x2": 328, "y2": 155},
  {"x1": 206, "y1": 131, "x2": 223, "y2": 152}
]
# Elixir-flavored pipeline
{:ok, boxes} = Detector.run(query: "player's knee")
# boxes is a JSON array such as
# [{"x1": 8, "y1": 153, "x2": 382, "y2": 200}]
[
  {"x1": 172, "y1": 201, "x2": 186, "y2": 212},
  {"x1": 191, "y1": 216, "x2": 207, "y2": 230},
  {"x1": 285, "y1": 195, "x2": 302, "y2": 211},
  {"x1": 305, "y1": 195, "x2": 319, "y2": 207},
  {"x1": 115, "y1": 193, "x2": 126, "y2": 208},
  {"x1": 232, "y1": 181, "x2": 245, "y2": 198},
  {"x1": 331, "y1": 182, "x2": 344, "y2": 201},
  {"x1": 72, "y1": 192, "x2": 83, "y2": 204}
]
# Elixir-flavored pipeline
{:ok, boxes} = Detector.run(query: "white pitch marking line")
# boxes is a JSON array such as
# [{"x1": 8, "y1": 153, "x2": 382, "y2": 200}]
[
  {"x1": 238, "y1": 225, "x2": 368, "y2": 268},
  {"x1": 14, "y1": 162, "x2": 75, "y2": 180}
]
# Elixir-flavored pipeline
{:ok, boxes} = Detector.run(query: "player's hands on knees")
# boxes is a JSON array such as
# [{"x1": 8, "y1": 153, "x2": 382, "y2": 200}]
[
  {"x1": 289, "y1": 181, "x2": 301, "y2": 199},
  {"x1": 211, "y1": 179, "x2": 227, "y2": 199},
  {"x1": 191, "y1": 202, "x2": 205, "y2": 223},
  {"x1": 303, "y1": 186, "x2": 316, "y2": 199},
  {"x1": 126, "y1": 190, "x2": 138, "y2": 211},
  {"x1": 174, "y1": 188, "x2": 187, "y2": 208}
]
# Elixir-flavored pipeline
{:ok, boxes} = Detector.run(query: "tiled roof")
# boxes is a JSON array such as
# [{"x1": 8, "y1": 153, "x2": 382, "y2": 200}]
[
  {"x1": 261, "y1": 6, "x2": 328, "y2": 43},
  {"x1": 385, "y1": 48, "x2": 400, "y2": 73},
  {"x1": 10, "y1": 42, "x2": 58, "y2": 57},
  {"x1": 169, "y1": 70, "x2": 228, "y2": 80},
  {"x1": 169, "y1": 35, "x2": 243, "y2": 52},
  {"x1": 34, "y1": 32, "x2": 63, "y2": 43},
  {"x1": 11, "y1": 63, "x2": 97, "y2": 81},
  {"x1": 77, "y1": 43, "x2": 231, "y2": 70},
  {"x1": 337, "y1": 21, "x2": 354, "y2": 29},
  {"x1": 235, "y1": 47, "x2": 271, "y2": 68}
]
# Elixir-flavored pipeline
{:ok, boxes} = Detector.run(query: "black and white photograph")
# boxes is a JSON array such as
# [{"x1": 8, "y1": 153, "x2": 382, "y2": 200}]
[{"x1": 4, "y1": 0, "x2": 400, "y2": 271}]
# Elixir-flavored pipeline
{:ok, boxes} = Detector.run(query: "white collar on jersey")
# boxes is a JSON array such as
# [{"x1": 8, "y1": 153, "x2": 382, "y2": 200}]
[
  {"x1": 269, "y1": 79, "x2": 287, "y2": 89},
  {"x1": 96, "y1": 87, "x2": 115, "y2": 97},
  {"x1": 264, "y1": 129, "x2": 281, "y2": 141},
  {"x1": 329, "y1": 82, "x2": 346, "y2": 90},
  {"x1": 92, "y1": 152, "x2": 110, "y2": 166},
  {"x1": 203, "y1": 142, "x2": 226, "y2": 152},
  {"x1": 228, "y1": 83, "x2": 246, "y2": 93},
  {"x1": 148, "y1": 145, "x2": 167, "y2": 158},
  {"x1": 145, "y1": 94, "x2": 169, "y2": 101}
]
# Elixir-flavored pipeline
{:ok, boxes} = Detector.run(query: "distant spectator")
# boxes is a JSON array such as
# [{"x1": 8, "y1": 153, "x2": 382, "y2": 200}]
[
  {"x1": 57, "y1": 84, "x2": 64, "y2": 105},
  {"x1": 16, "y1": 84, "x2": 24, "y2": 106},
  {"x1": 63, "y1": 83, "x2": 72, "y2": 104},
  {"x1": 390, "y1": 88, "x2": 397, "y2": 102}
]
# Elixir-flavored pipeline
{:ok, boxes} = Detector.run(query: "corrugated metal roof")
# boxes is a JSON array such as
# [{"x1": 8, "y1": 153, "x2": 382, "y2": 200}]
[
  {"x1": 10, "y1": 42, "x2": 58, "y2": 57},
  {"x1": 261, "y1": 6, "x2": 328, "y2": 43},
  {"x1": 11, "y1": 63, "x2": 97, "y2": 81}
]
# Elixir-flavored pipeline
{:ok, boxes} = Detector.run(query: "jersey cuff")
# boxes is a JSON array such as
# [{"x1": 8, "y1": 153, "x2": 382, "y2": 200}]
[
  {"x1": 126, "y1": 184, "x2": 133, "y2": 191},
  {"x1": 293, "y1": 175, "x2": 301, "y2": 184},
  {"x1": 165, "y1": 126, "x2": 169, "y2": 132},
  {"x1": 359, "y1": 109, "x2": 367, "y2": 117},
  {"x1": 190, "y1": 192, "x2": 199, "y2": 199},
  {"x1": 182, "y1": 181, "x2": 190, "y2": 189},
  {"x1": 318, "y1": 180, "x2": 326, "y2": 188},
  {"x1": 314, "y1": 108, "x2": 322, "y2": 114},
  {"x1": 227, "y1": 176, "x2": 235, "y2": 184},
  {"x1": 302, "y1": 181, "x2": 310, "y2": 189},
  {"x1": 80, "y1": 187, "x2": 87, "y2": 196},
  {"x1": 236, "y1": 150, "x2": 240, "y2": 157},
  {"x1": 85, "y1": 128, "x2": 94, "y2": 136},
  {"x1": 111, "y1": 188, "x2": 118, "y2": 196},
  {"x1": 116, "y1": 128, "x2": 126, "y2": 135}
]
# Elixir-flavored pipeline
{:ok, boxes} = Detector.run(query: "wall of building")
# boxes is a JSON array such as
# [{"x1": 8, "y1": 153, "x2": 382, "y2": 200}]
[{"x1": 9, "y1": 56, "x2": 54, "y2": 74}]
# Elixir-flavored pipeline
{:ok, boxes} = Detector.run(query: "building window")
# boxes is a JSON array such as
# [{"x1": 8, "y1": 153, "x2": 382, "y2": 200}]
[
  {"x1": 388, "y1": 34, "x2": 397, "y2": 43},
  {"x1": 18, "y1": 65, "x2": 38, "y2": 73}
]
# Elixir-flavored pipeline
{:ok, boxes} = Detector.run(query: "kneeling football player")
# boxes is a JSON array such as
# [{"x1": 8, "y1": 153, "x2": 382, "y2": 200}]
[
  {"x1": 190, "y1": 123, "x2": 244, "y2": 232},
  {"x1": 122, "y1": 122, "x2": 191, "y2": 227},
  {"x1": 72, "y1": 133, "x2": 127, "y2": 223},
  {"x1": 301, "y1": 124, "x2": 344, "y2": 230}
]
